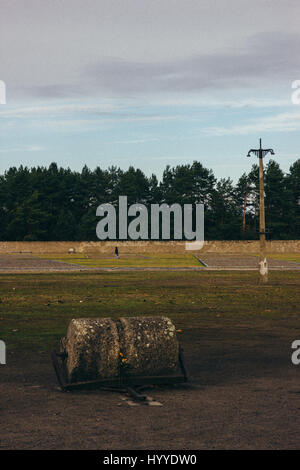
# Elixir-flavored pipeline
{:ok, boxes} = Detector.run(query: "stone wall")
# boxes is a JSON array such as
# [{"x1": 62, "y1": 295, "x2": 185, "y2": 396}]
[{"x1": 0, "y1": 240, "x2": 299, "y2": 254}]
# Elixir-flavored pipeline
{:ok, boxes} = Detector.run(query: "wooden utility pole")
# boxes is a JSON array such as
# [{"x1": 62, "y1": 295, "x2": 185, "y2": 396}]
[
  {"x1": 247, "y1": 139, "x2": 275, "y2": 284},
  {"x1": 258, "y1": 139, "x2": 267, "y2": 283},
  {"x1": 242, "y1": 188, "x2": 248, "y2": 232}
]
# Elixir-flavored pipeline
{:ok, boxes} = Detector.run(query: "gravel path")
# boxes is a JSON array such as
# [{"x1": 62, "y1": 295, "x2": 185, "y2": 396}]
[
  {"x1": 196, "y1": 254, "x2": 300, "y2": 270},
  {"x1": 0, "y1": 255, "x2": 91, "y2": 272}
]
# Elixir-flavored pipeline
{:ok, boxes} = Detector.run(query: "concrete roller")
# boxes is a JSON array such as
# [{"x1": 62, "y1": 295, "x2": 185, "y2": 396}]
[
  {"x1": 61, "y1": 316, "x2": 179, "y2": 383},
  {"x1": 118, "y1": 316, "x2": 178, "y2": 377},
  {"x1": 63, "y1": 318, "x2": 120, "y2": 383}
]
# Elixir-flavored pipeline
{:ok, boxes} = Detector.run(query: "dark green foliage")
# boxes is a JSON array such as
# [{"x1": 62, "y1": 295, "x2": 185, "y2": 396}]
[{"x1": 0, "y1": 159, "x2": 299, "y2": 240}]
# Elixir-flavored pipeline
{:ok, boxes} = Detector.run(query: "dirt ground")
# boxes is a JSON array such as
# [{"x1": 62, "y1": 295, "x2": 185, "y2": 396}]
[
  {"x1": 1, "y1": 263, "x2": 299, "y2": 449},
  {"x1": 1, "y1": 324, "x2": 300, "y2": 450}
]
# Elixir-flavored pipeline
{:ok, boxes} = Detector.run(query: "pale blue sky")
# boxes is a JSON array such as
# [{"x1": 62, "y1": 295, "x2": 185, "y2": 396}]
[{"x1": 0, "y1": 0, "x2": 299, "y2": 181}]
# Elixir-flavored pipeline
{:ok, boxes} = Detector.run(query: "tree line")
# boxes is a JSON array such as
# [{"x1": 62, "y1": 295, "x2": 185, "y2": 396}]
[{"x1": 0, "y1": 159, "x2": 299, "y2": 241}]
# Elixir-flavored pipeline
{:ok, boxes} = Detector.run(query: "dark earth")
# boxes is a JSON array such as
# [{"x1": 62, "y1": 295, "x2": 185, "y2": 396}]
[
  {"x1": 0, "y1": 256, "x2": 300, "y2": 449},
  {"x1": 1, "y1": 323, "x2": 300, "y2": 449}
]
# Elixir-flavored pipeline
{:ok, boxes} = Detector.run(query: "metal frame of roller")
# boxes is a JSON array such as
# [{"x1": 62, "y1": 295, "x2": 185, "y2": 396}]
[{"x1": 51, "y1": 345, "x2": 188, "y2": 392}]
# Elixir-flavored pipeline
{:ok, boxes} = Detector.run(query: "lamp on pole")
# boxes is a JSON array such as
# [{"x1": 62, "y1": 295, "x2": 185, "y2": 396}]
[{"x1": 247, "y1": 138, "x2": 275, "y2": 283}]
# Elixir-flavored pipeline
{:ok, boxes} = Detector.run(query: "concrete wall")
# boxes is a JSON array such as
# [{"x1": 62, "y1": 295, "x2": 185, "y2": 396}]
[{"x1": 0, "y1": 240, "x2": 299, "y2": 254}]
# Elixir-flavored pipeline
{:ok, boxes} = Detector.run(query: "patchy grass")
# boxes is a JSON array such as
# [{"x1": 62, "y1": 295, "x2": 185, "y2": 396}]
[
  {"x1": 0, "y1": 270, "x2": 299, "y2": 353},
  {"x1": 36, "y1": 252, "x2": 201, "y2": 268}
]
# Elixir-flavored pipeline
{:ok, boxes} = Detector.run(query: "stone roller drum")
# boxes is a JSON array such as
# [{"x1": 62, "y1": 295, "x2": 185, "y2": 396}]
[{"x1": 52, "y1": 316, "x2": 187, "y2": 391}]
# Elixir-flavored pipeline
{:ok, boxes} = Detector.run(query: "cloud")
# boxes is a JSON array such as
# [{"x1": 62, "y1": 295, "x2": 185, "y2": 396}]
[
  {"x1": 203, "y1": 111, "x2": 300, "y2": 135},
  {"x1": 4, "y1": 29, "x2": 300, "y2": 100},
  {"x1": 0, "y1": 95, "x2": 289, "y2": 125},
  {"x1": 106, "y1": 138, "x2": 160, "y2": 144},
  {"x1": 21, "y1": 114, "x2": 186, "y2": 131},
  {"x1": 0, "y1": 145, "x2": 45, "y2": 153},
  {"x1": 146, "y1": 97, "x2": 291, "y2": 109},
  {"x1": 0, "y1": 102, "x2": 117, "y2": 118},
  {"x1": 2, "y1": 0, "x2": 300, "y2": 101},
  {"x1": 80, "y1": 31, "x2": 300, "y2": 96}
]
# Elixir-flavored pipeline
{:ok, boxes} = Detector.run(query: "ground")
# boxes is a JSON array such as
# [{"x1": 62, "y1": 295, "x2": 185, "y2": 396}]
[
  {"x1": 1, "y1": 265, "x2": 300, "y2": 449},
  {"x1": 0, "y1": 251, "x2": 300, "y2": 271}
]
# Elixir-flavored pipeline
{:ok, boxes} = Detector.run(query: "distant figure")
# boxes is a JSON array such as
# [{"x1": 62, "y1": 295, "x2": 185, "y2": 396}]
[{"x1": 115, "y1": 247, "x2": 119, "y2": 259}]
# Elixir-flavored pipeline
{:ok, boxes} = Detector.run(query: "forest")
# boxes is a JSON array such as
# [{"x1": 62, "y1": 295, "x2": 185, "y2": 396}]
[{"x1": 0, "y1": 159, "x2": 299, "y2": 241}]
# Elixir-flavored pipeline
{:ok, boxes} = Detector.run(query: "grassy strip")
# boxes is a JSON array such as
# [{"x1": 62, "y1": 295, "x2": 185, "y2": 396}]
[
  {"x1": 36, "y1": 253, "x2": 200, "y2": 268},
  {"x1": 0, "y1": 270, "x2": 299, "y2": 353}
]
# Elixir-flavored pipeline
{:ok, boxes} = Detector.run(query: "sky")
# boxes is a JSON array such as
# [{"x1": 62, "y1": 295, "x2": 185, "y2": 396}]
[{"x1": 0, "y1": 0, "x2": 300, "y2": 181}]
